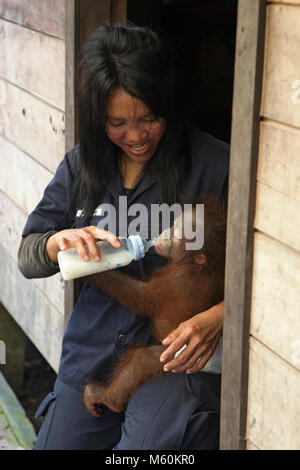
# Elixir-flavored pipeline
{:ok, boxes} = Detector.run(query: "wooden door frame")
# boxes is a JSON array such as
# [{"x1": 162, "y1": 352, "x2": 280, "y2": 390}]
[
  {"x1": 64, "y1": 0, "x2": 267, "y2": 449},
  {"x1": 220, "y1": 0, "x2": 266, "y2": 450}
]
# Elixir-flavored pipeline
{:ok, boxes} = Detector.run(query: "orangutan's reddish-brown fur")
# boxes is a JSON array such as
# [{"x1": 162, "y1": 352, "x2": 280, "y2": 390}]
[{"x1": 83, "y1": 195, "x2": 226, "y2": 417}]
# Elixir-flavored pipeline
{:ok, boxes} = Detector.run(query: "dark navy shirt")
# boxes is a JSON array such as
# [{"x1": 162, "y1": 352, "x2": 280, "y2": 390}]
[{"x1": 21, "y1": 125, "x2": 229, "y2": 391}]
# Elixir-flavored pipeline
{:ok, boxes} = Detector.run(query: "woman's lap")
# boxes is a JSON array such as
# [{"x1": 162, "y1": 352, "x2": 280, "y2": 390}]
[
  {"x1": 33, "y1": 378, "x2": 123, "y2": 450},
  {"x1": 33, "y1": 372, "x2": 221, "y2": 450}
]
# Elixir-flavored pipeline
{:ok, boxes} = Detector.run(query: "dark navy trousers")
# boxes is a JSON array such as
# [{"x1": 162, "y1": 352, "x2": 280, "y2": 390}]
[{"x1": 33, "y1": 371, "x2": 221, "y2": 450}]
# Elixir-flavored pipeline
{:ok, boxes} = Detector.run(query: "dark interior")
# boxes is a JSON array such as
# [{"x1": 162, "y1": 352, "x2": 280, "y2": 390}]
[{"x1": 127, "y1": 0, "x2": 238, "y2": 144}]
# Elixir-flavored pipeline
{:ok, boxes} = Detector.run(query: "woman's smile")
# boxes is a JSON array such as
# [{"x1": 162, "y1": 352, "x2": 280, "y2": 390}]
[
  {"x1": 105, "y1": 89, "x2": 166, "y2": 165},
  {"x1": 125, "y1": 142, "x2": 151, "y2": 156}
]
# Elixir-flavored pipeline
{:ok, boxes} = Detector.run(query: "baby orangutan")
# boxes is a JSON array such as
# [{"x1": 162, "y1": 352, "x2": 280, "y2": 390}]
[{"x1": 83, "y1": 195, "x2": 226, "y2": 417}]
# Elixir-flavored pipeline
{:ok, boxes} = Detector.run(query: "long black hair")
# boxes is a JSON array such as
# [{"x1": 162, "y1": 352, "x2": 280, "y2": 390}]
[{"x1": 73, "y1": 23, "x2": 188, "y2": 224}]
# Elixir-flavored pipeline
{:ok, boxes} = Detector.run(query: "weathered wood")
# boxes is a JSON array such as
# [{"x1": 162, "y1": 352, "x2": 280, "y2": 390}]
[
  {"x1": 257, "y1": 121, "x2": 300, "y2": 202},
  {"x1": 79, "y1": 0, "x2": 111, "y2": 47},
  {"x1": 261, "y1": 5, "x2": 300, "y2": 128},
  {"x1": 0, "y1": 18, "x2": 65, "y2": 109},
  {"x1": 271, "y1": 0, "x2": 300, "y2": 4},
  {"x1": 0, "y1": 0, "x2": 65, "y2": 39},
  {"x1": 0, "y1": 78, "x2": 65, "y2": 174},
  {"x1": 0, "y1": 135, "x2": 53, "y2": 214},
  {"x1": 255, "y1": 182, "x2": 300, "y2": 252},
  {"x1": 0, "y1": 243, "x2": 64, "y2": 372},
  {"x1": 246, "y1": 440, "x2": 260, "y2": 450},
  {"x1": 250, "y1": 232, "x2": 300, "y2": 371},
  {"x1": 220, "y1": 0, "x2": 266, "y2": 450},
  {"x1": 65, "y1": 0, "x2": 79, "y2": 152},
  {"x1": 0, "y1": 303, "x2": 26, "y2": 394},
  {"x1": 0, "y1": 189, "x2": 65, "y2": 315},
  {"x1": 255, "y1": 121, "x2": 300, "y2": 252},
  {"x1": 111, "y1": 0, "x2": 127, "y2": 23},
  {"x1": 247, "y1": 337, "x2": 300, "y2": 450}
]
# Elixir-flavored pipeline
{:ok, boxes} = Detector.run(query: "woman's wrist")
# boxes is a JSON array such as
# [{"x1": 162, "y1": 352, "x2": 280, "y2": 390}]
[
  {"x1": 210, "y1": 300, "x2": 224, "y2": 333},
  {"x1": 46, "y1": 233, "x2": 59, "y2": 264}
]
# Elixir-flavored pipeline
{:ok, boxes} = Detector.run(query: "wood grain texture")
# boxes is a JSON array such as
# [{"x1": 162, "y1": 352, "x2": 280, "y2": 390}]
[
  {"x1": 0, "y1": 243, "x2": 64, "y2": 372},
  {"x1": 0, "y1": 189, "x2": 65, "y2": 316},
  {"x1": 220, "y1": 0, "x2": 266, "y2": 450},
  {"x1": 261, "y1": 5, "x2": 300, "y2": 127},
  {"x1": 0, "y1": 19, "x2": 65, "y2": 109},
  {"x1": 246, "y1": 440, "x2": 260, "y2": 450},
  {"x1": 251, "y1": 232, "x2": 300, "y2": 371},
  {"x1": 0, "y1": 135, "x2": 54, "y2": 214},
  {"x1": 255, "y1": 121, "x2": 300, "y2": 251},
  {"x1": 270, "y1": 0, "x2": 300, "y2": 4},
  {"x1": 79, "y1": 0, "x2": 111, "y2": 46},
  {"x1": 247, "y1": 337, "x2": 300, "y2": 450},
  {"x1": 111, "y1": 0, "x2": 127, "y2": 23},
  {"x1": 0, "y1": 79, "x2": 65, "y2": 174},
  {"x1": 0, "y1": 0, "x2": 65, "y2": 39},
  {"x1": 257, "y1": 121, "x2": 300, "y2": 202},
  {"x1": 255, "y1": 182, "x2": 300, "y2": 251}
]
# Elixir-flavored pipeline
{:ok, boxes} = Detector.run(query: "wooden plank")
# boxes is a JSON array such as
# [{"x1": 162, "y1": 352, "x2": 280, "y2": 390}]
[
  {"x1": 247, "y1": 337, "x2": 300, "y2": 450},
  {"x1": 0, "y1": 135, "x2": 54, "y2": 214},
  {"x1": 271, "y1": 0, "x2": 300, "y2": 4},
  {"x1": 219, "y1": 0, "x2": 266, "y2": 450},
  {"x1": 0, "y1": 0, "x2": 65, "y2": 39},
  {"x1": 261, "y1": 5, "x2": 300, "y2": 128},
  {"x1": 255, "y1": 121, "x2": 300, "y2": 251},
  {"x1": 257, "y1": 121, "x2": 300, "y2": 202},
  {"x1": 65, "y1": 0, "x2": 79, "y2": 153},
  {"x1": 255, "y1": 182, "x2": 300, "y2": 252},
  {"x1": 0, "y1": 243, "x2": 64, "y2": 372},
  {"x1": 246, "y1": 440, "x2": 260, "y2": 450},
  {"x1": 0, "y1": 19, "x2": 65, "y2": 109},
  {"x1": 79, "y1": 0, "x2": 111, "y2": 46},
  {"x1": 64, "y1": 0, "x2": 80, "y2": 328},
  {"x1": 111, "y1": 0, "x2": 127, "y2": 23},
  {"x1": 0, "y1": 190, "x2": 65, "y2": 315},
  {"x1": 251, "y1": 232, "x2": 300, "y2": 371},
  {"x1": 0, "y1": 79, "x2": 65, "y2": 174}
]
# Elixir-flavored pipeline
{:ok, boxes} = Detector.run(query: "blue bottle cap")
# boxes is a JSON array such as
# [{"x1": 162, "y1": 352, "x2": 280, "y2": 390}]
[{"x1": 127, "y1": 235, "x2": 145, "y2": 260}]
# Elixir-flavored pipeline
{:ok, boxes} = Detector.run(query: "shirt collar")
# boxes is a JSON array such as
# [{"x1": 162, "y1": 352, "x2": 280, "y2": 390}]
[{"x1": 103, "y1": 155, "x2": 157, "y2": 203}]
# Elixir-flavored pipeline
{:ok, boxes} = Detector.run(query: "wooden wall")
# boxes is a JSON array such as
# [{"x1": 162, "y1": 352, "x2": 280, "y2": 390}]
[
  {"x1": 246, "y1": 0, "x2": 300, "y2": 450},
  {"x1": 0, "y1": 0, "x2": 66, "y2": 371}
]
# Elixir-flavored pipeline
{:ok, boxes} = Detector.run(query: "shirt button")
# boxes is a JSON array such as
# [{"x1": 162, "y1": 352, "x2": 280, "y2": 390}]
[{"x1": 118, "y1": 333, "x2": 126, "y2": 344}]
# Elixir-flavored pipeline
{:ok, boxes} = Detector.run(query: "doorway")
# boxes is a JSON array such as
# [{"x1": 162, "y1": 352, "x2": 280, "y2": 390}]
[{"x1": 127, "y1": 0, "x2": 238, "y2": 143}]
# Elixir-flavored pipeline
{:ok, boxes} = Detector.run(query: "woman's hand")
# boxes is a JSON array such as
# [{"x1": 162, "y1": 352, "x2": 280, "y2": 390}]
[
  {"x1": 46, "y1": 226, "x2": 121, "y2": 264},
  {"x1": 159, "y1": 301, "x2": 224, "y2": 374}
]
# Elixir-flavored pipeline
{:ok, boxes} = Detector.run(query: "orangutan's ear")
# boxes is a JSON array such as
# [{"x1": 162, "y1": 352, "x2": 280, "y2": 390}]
[{"x1": 194, "y1": 253, "x2": 207, "y2": 265}]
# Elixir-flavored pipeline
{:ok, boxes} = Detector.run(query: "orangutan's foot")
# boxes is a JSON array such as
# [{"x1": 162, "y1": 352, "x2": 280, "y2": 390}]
[{"x1": 83, "y1": 383, "x2": 123, "y2": 417}]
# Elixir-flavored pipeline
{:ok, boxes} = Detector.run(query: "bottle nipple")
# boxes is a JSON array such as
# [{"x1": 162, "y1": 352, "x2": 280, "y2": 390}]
[{"x1": 127, "y1": 236, "x2": 157, "y2": 261}]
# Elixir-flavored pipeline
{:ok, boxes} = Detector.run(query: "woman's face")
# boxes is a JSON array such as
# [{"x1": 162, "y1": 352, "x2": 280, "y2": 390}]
[{"x1": 105, "y1": 89, "x2": 166, "y2": 166}]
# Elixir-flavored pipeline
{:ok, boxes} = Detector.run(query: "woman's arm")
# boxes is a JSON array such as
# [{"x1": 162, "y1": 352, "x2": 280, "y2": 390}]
[{"x1": 18, "y1": 232, "x2": 60, "y2": 279}]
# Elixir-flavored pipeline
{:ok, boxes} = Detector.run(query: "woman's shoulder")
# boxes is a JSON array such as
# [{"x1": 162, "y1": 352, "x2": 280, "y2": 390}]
[
  {"x1": 184, "y1": 123, "x2": 229, "y2": 175},
  {"x1": 186, "y1": 123, "x2": 230, "y2": 156}
]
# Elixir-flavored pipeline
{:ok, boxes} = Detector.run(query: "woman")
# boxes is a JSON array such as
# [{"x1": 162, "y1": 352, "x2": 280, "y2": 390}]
[{"x1": 18, "y1": 23, "x2": 229, "y2": 450}]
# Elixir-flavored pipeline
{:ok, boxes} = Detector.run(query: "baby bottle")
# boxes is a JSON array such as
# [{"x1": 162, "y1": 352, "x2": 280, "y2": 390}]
[
  {"x1": 201, "y1": 337, "x2": 222, "y2": 374},
  {"x1": 175, "y1": 337, "x2": 222, "y2": 375},
  {"x1": 58, "y1": 235, "x2": 156, "y2": 281}
]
